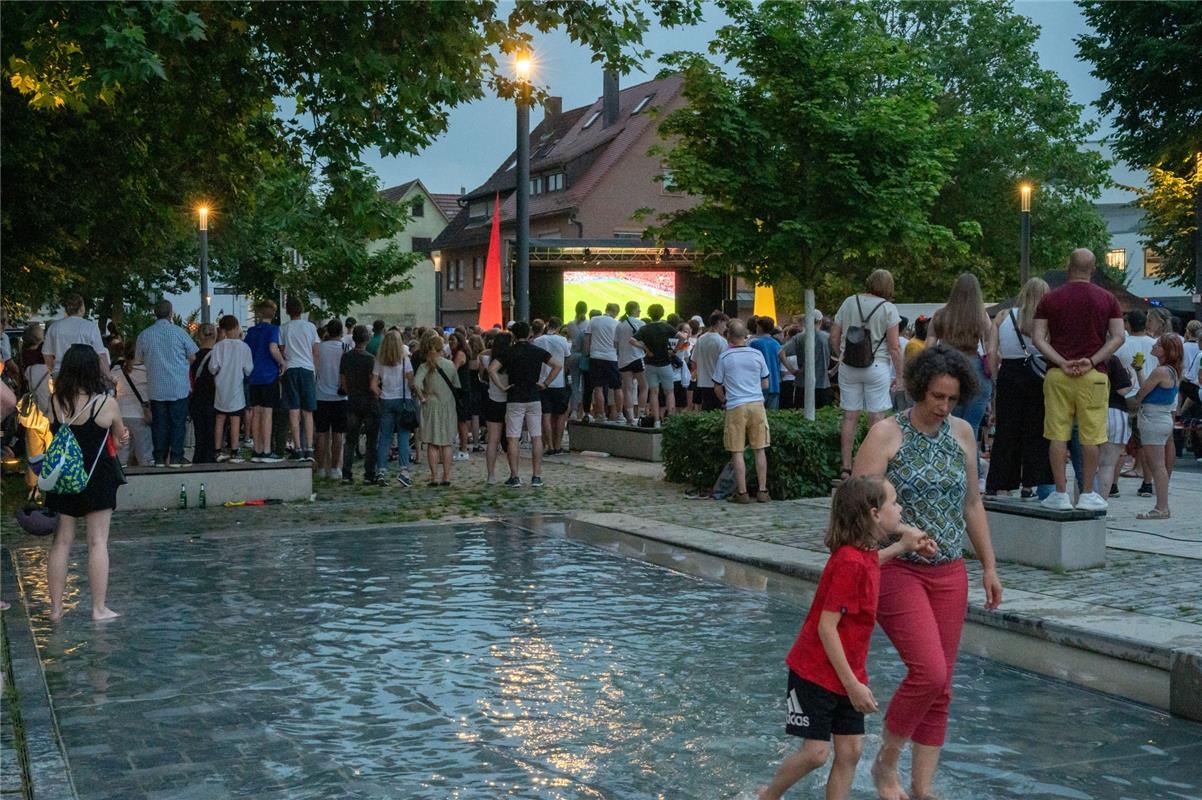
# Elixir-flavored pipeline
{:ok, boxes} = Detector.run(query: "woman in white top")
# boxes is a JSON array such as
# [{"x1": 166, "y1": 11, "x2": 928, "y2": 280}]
[
  {"x1": 985, "y1": 278, "x2": 1051, "y2": 496},
  {"x1": 829, "y1": 269, "x2": 904, "y2": 477},
  {"x1": 370, "y1": 330, "x2": 415, "y2": 485},
  {"x1": 109, "y1": 339, "x2": 154, "y2": 467}
]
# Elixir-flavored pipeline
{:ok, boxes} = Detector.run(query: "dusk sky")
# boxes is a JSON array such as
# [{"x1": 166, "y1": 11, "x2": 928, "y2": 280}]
[{"x1": 364, "y1": 1, "x2": 1130, "y2": 201}]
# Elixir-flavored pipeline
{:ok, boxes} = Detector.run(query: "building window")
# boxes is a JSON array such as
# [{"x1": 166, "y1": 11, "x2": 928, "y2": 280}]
[
  {"x1": 411, "y1": 237, "x2": 432, "y2": 254},
  {"x1": 457, "y1": 259, "x2": 466, "y2": 290},
  {"x1": 613, "y1": 231, "x2": 642, "y2": 240},
  {"x1": 411, "y1": 197, "x2": 424, "y2": 217},
  {"x1": 1105, "y1": 248, "x2": 1126, "y2": 271},
  {"x1": 1143, "y1": 248, "x2": 1165, "y2": 279},
  {"x1": 631, "y1": 94, "x2": 654, "y2": 115},
  {"x1": 661, "y1": 164, "x2": 678, "y2": 193},
  {"x1": 473, "y1": 256, "x2": 483, "y2": 289},
  {"x1": 546, "y1": 172, "x2": 564, "y2": 192},
  {"x1": 468, "y1": 200, "x2": 491, "y2": 220},
  {"x1": 582, "y1": 110, "x2": 601, "y2": 129},
  {"x1": 530, "y1": 177, "x2": 542, "y2": 195},
  {"x1": 446, "y1": 260, "x2": 455, "y2": 291}
]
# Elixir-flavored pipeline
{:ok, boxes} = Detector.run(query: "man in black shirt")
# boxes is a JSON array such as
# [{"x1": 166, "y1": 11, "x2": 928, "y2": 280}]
[
  {"x1": 633, "y1": 303, "x2": 678, "y2": 425},
  {"x1": 491, "y1": 320, "x2": 561, "y2": 487},
  {"x1": 339, "y1": 325, "x2": 380, "y2": 483}
]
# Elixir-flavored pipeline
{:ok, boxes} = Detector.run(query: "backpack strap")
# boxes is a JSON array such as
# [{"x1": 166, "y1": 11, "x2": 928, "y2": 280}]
[{"x1": 1009, "y1": 309, "x2": 1032, "y2": 356}]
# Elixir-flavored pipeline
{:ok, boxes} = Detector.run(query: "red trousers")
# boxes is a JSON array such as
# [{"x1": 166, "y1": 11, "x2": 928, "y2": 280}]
[{"x1": 876, "y1": 559, "x2": 968, "y2": 747}]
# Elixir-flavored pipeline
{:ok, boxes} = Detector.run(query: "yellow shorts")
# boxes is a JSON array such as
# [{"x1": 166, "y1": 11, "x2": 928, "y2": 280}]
[
  {"x1": 1043, "y1": 367, "x2": 1109, "y2": 445},
  {"x1": 724, "y1": 402, "x2": 770, "y2": 451}
]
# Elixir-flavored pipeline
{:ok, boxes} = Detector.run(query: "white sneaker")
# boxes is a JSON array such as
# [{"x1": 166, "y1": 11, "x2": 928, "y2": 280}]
[
  {"x1": 1040, "y1": 491, "x2": 1074, "y2": 511},
  {"x1": 1075, "y1": 492, "x2": 1109, "y2": 512},
  {"x1": 453, "y1": 451, "x2": 470, "y2": 462}
]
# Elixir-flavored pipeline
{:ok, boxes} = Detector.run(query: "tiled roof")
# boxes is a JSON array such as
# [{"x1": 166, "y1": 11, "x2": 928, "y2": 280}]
[
  {"x1": 433, "y1": 74, "x2": 684, "y2": 251},
  {"x1": 378, "y1": 180, "x2": 419, "y2": 204},
  {"x1": 430, "y1": 193, "x2": 461, "y2": 220}
]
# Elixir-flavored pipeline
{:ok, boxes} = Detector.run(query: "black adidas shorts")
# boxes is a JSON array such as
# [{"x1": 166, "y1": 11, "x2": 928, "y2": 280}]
[{"x1": 785, "y1": 669, "x2": 864, "y2": 740}]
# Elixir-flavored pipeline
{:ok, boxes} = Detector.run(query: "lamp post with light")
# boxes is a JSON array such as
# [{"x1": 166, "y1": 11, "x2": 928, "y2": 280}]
[
  {"x1": 432, "y1": 251, "x2": 443, "y2": 329},
  {"x1": 514, "y1": 51, "x2": 533, "y2": 322},
  {"x1": 1019, "y1": 183, "x2": 1032, "y2": 285},
  {"x1": 197, "y1": 206, "x2": 211, "y2": 324}
]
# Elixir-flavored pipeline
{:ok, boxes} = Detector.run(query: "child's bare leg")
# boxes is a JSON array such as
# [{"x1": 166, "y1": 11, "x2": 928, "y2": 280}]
[
  {"x1": 214, "y1": 413, "x2": 227, "y2": 454},
  {"x1": 48, "y1": 514, "x2": 77, "y2": 621},
  {"x1": 760, "y1": 739, "x2": 829, "y2": 800},
  {"x1": 85, "y1": 509, "x2": 119, "y2": 621},
  {"x1": 229, "y1": 416, "x2": 241, "y2": 457},
  {"x1": 872, "y1": 728, "x2": 910, "y2": 800},
  {"x1": 826, "y1": 735, "x2": 863, "y2": 800}
]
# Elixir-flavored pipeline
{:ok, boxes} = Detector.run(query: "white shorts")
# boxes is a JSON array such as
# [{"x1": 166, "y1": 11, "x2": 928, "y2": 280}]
[
  {"x1": 505, "y1": 401, "x2": 542, "y2": 439},
  {"x1": 838, "y1": 362, "x2": 892, "y2": 413},
  {"x1": 1137, "y1": 404, "x2": 1174, "y2": 447},
  {"x1": 1106, "y1": 407, "x2": 1130, "y2": 446}
]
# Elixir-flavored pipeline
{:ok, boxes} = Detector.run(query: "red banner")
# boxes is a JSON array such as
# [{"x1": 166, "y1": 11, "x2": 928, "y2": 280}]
[{"x1": 478, "y1": 193, "x2": 503, "y2": 329}]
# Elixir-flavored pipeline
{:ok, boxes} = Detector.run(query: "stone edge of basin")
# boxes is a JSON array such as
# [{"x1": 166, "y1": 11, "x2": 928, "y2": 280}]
[
  {"x1": 567, "y1": 512, "x2": 1202, "y2": 723},
  {"x1": 1, "y1": 547, "x2": 80, "y2": 800}
]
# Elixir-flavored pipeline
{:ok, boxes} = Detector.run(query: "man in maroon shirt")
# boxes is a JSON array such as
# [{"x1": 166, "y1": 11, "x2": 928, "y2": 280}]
[{"x1": 1032, "y1": 248, "x2": 1125, "y2": 511}]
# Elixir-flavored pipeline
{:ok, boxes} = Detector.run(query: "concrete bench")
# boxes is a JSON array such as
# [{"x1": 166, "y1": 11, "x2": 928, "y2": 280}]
[
  {"x1": 567, "y1": 421, "x2": 663, "y2": 462},
  {"x1": 117, "y1": 461, "x2": 313, "y2": 510},
  {"x1": 972, "y1": 497, "x2": 1107, "y2": 571}
]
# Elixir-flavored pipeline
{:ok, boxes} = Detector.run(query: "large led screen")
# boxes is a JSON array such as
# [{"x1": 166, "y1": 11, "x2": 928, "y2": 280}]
[{"x1": 563, "y1": 271, "x2": 675, "y2": 320}]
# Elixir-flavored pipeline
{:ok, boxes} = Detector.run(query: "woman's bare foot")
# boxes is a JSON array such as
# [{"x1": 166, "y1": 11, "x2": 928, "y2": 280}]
[
  {"x1": 49, "y1": 606, "x2": 65, "y2": 622},
  {"x1": 872, "y1": 755, "x2": 910, "y2": 800},
  {"x1": 91, "y1": 607, "x2": 120, "y2": 622}
]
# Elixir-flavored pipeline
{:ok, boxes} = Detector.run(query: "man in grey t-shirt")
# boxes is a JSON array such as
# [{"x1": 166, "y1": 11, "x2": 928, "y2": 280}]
[
  {"x1": 780, "y1": 311, "x2": 833, "y2": 408},
  {"x1": 43, "y1": 293, "x2": 109, "y2": 377}
]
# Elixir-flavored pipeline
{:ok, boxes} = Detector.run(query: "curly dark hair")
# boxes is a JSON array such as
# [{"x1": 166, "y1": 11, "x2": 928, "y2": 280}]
[{"x1": 904, "y1": 344, "x2": 978, "y2": 402}]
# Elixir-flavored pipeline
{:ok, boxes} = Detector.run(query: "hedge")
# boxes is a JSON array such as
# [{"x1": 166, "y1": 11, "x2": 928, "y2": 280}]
[{"x1": 661, "y1": 407, "x2": 867, "y2": 500}]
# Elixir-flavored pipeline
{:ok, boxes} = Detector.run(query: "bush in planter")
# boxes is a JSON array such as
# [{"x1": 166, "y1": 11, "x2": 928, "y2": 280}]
[{"x1": 661, "y1": 407, "x2": 867, "y2": 500}]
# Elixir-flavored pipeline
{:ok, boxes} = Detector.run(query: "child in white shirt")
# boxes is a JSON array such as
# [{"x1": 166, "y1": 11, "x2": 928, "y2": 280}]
[{"x1": 209, "y1": 315, "x2": 254, "y2": 462}]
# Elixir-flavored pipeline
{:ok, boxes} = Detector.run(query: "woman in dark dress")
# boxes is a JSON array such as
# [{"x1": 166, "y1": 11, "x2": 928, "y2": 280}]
[{"x1": 46, "y1": 344, "x2": 130, "y2": 622}]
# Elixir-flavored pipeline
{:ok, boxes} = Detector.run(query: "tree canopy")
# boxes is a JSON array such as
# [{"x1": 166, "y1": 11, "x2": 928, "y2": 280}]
[
  {"x1": 1078, "y1": 0, "x2": 1202, "y2": 295},
  {"x1": 1, "y1": 0, "x2": 702, "y2": 320},
  {"x1": 649, "y1": 0, "x2": 1110, "y2": 309}
]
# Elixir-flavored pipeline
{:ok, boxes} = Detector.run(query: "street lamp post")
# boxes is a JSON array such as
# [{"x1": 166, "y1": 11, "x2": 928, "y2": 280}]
[
  {"x1": 432, "y1": 251, "x2": 443, "y2": 329},
  {"x1": 1019, "y1": 183, "x2": 1032, "y2": 286},
  {"x1": 514, "y1": 51, "x2": 532, "y2": 322},
  {"x1": 197, "y1": 206, "x2": 211, "y2": 324}
]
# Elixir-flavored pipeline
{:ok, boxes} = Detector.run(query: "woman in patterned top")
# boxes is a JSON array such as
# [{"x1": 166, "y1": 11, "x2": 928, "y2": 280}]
[{"x1": 853, "y1": 345, "x2": 1003, "y2": 800}]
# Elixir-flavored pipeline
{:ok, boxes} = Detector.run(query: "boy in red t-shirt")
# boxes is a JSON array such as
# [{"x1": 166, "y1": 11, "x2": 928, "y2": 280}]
[{"x1": 759, "y1": 476, "x2": 935, "y2": 800}]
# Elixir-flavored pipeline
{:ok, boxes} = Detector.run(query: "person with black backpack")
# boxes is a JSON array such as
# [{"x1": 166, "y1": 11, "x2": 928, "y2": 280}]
[{"x1": 829, "y1": 270, "x2": 903, "y2": 478}]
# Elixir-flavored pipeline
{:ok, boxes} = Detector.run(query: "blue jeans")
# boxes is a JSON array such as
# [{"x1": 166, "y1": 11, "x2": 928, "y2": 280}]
[
  {"x1": 953, "y1": 355, "x2": 993, "y2": 478},
  {"x1": 377, "y1": 398, "x2": 411, "y2": 477},
  {"x1": 762, "y1": 391, "x2": 780, "y2": 410},
  {"x1": 150, "y1": 398, "x2": 189, "y2": 463}
]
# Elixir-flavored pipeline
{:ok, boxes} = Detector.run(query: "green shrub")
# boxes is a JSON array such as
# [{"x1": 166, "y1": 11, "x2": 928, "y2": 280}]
[{"x1": 661, "y1": 407, "x2": 867, "y2": 500}]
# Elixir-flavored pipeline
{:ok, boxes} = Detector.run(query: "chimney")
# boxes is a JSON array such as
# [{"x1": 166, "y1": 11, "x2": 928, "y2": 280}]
[
  {"x1": 603, "y1": 70, "x2": 620, "y2": 128},
  {"x1": 544, "y1": 96, "x2": 562, "y2": 121}
]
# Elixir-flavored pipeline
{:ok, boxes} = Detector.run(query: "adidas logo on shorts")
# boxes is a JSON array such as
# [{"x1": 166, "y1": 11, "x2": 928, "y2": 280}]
[{"x1": 787, "y1": 689, "x2": 810, "y2": 728}]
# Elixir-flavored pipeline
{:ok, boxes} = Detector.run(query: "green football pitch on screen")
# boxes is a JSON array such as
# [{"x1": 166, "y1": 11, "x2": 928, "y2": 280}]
[{"x1": 563, "y1": 271, "x2": 675, "y2": 320}]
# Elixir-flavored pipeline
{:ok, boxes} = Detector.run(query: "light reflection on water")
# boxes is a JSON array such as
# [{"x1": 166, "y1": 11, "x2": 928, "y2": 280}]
[{"x1": 10, "y1": 521, "x2": 1202, "y2": 800}]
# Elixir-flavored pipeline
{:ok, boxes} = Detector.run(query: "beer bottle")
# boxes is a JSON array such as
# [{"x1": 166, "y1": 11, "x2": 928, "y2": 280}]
[{"x1": 179, "y1": 483, "x2": 187, "y2": 509}]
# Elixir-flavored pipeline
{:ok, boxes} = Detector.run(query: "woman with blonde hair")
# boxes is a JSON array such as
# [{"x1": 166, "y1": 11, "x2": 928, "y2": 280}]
[
  {"x1": 370, "y1": 329, "x2": 415, "y2": 486},
  {"x1": 986, "y1": 277, "x2": 1052, "y2": 496},
  {"x1": 829, "y1": 269, "x2": 904, "y2": 477},
  {"x1": 414, "y1": 333, "x2": 460, "y2": 485},
  {"x1": 932, "y1": 274, "x2": 996, "y2": 445}
]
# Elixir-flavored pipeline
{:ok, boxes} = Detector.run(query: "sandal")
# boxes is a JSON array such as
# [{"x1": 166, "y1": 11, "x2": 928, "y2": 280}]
[
  {"x1": 756, "y1": 489, "x2": 770, "y2": 503},
  {"x1": 839, "y1": 468, "x2": 852, "y2": 480},
  {"x1": 1136, "y1": 509, "x2": 1171, "y2": 520},
  {"x1": 727, "y1": 491, "x2": 751, "y2": 505}
]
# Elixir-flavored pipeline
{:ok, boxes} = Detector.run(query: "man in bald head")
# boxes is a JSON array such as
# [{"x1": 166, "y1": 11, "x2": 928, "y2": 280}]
[{"x1": 1031, "y1": 248, "x2": 1125, "y2": 512}]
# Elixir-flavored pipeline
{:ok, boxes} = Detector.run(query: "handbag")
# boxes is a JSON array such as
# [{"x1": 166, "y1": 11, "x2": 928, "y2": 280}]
[
  {"x1": 1009, "y1": 309, "x2": 1046, "y2": 379},
  {"x1": 16, "y1": 370, "x2": 50, "y2": 431}
]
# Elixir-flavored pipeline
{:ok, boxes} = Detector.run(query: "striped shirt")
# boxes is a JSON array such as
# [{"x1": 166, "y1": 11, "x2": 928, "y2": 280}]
[{"x1": 135, "y1": 319, "x2": 199, "y2": 401}]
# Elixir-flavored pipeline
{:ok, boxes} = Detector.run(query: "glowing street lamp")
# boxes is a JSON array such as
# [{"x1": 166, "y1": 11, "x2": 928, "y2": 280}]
[
  {"x1": 1019, "y1": 183, "x2": 1033, "y2": 285},
  {"x1": 197, "y1": 205, "x2": 211, "y2": 324},
  {"x1": 514, "y1": 49, "x2": 534, "y2": 322},
  {"x1": 432, "y1": 250, "x2": 443, "y2": 328}
]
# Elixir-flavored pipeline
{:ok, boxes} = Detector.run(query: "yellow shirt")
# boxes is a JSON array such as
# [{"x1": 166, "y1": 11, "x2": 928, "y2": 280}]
[{"x1": 904, "y1": 338, "x2": 927, "y2": 362}]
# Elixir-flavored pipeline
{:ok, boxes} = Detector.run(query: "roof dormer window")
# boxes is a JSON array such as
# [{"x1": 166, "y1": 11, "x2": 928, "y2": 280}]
[
  {"x1": 631, "y1": 94, "x2": 654, "y2": 115},
  {"x1": 582, "y1": 110, "x2": 601, "y2": 129}
]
